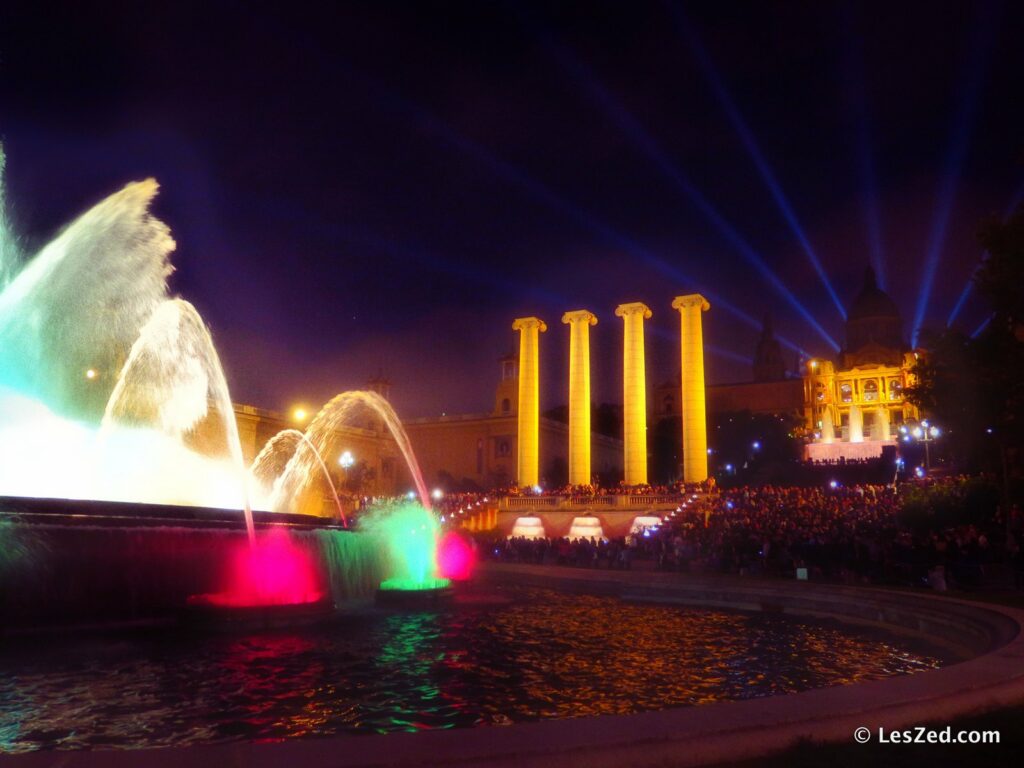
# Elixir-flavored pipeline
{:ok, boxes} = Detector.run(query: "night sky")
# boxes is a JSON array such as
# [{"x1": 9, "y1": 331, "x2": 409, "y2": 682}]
[{"x1": 1, "y1": 1, "x2": 1022, "y2": 418}]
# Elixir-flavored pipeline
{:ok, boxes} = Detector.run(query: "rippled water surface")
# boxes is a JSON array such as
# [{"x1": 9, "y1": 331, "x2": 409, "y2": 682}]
[{"x1": 0, "y1": 586, "x2": 941, "y2": 752}]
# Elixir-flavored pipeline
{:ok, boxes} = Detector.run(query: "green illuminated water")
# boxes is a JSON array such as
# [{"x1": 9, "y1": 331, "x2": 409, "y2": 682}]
[{"x1": 357, "y1": 502, "x2": 442, "y2": 590}]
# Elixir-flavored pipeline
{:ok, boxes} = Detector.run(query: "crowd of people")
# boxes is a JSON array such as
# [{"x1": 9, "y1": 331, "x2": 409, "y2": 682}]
[
  {"x1": 482, "y1": 479, "x2": 1024, "y2": 592},
  {"x1": 492, "y1": 480, "x2": 708, "y2": 499}
]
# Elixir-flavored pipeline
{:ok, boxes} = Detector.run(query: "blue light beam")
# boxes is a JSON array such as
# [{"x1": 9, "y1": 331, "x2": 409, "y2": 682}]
[
  {"x1": 910, "y1": 4, "x2": 999, "y2": 347},
  {"x1": 526, "y1": 22, "x2": 838, "y2": 352},
  {"x1": 971, "y1": 313, "x2": 994, "y2": 339},
  {"x1": 339, "y1": 65, "x2": 812, "y2": 356},
  {"x1": 947, "y1": 180, "x2": 1024, "y2": 327},
  {"x1": 840, "y1": 5, "x2": 887, "y2": 290},
  {"x1": 667, "y1": 1, "x2": 848, "y2": 322}
]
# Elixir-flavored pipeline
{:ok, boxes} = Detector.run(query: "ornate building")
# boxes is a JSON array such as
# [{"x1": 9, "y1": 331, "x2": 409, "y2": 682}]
[
  {"x1": 652, "y1": 267, "x2": 921, "y2": 463},
  {"x1": 803, "y1": 267, "x2": 920, "y2": 460}
]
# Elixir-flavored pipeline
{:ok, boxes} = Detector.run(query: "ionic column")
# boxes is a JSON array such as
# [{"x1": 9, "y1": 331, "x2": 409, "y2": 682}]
[
  {"x1": 672, "y1": 294, "x2": 710, "y2": 483},
  {"x1": 512, "y1": 317, "x2": 547, "y2": 488},
  {"x1": 561, "y1": 310, "x2": 598, "y2": 486},
  {"x1": 615, "y1": 302, "x2": 652, "y2": 486}
]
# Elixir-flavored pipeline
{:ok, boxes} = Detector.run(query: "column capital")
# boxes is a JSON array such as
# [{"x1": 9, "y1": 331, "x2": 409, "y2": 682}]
[
  {"x1": 615, "y1": 302, "x2": 652, "y2": 320},
  {"x1": 672, "y1": 294, "x2": 710, "y2": 312},
  {"x1": 561, "y1": 309, "x2": 598, "y2": 326},
  {"x1": 512, "y1": 316, "x2": 547, "y2": 333}
]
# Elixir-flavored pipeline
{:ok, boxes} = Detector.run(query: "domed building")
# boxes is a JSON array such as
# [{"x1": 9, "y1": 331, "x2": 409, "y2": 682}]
[{"x1": 803, "y1": 267, "x2": 920, "y2": 461}]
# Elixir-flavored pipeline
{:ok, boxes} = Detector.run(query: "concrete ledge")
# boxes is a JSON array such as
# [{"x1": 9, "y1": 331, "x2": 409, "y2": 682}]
[{"x1": 5, "y1": 565, "x2": 1024, "y2": 768}]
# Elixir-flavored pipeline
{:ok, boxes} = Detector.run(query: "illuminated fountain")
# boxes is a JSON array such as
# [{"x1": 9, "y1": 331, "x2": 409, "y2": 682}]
[
  {"x1": 0, "y1": 170, "x2": 253, "y2": 528},
  {"x1": 821, "y1": 409, "x2": 835, "y2": 443},
  {"x1": 629, "y1": 515, "x2": 662, "y2": 535},
  {"x1": 267, "y1": 390, "x2": 431, "y2": 515},
  {"x1": 510, "y1": 516, "x2": 546, "y2": 539},
  {"x1": 848, "y1": 404, "x2": 864, "y2": 443},
  {"x1": 568, "y1": 516, "x2": 605, "y2": 541},
  {"x1": 251, "y1": 428, "x2": 346, "y2": 522},
  {"x1": 0, "y1": 149, "x2": 458, "y2": 623}
]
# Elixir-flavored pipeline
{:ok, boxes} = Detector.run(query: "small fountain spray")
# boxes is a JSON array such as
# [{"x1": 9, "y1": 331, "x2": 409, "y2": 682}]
[
  {"x1": 251, "y1": 428, "x2": 347, "y2": 524},
  {"x1": 270, "y1": 391, "x2": 431, "y2": 513},
  {"x1": 102, "y1": 299, "x2": 254, "y2": 539}
]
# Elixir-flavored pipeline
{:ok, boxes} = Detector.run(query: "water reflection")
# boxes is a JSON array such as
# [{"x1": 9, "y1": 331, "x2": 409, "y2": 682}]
[{"x1": 0, "y1": 587, "x2": 941, "y2": 753}]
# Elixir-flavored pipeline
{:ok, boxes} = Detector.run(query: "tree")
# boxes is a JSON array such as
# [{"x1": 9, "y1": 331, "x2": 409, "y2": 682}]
[{"x1": 908, "y1": 203, "x2": 1024, "y2": 500}]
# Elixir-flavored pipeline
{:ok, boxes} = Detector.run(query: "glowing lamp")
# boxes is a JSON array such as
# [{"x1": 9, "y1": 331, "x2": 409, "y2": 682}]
[{"x1": 85, "y1": 368, "x2": 98, "y2": 380}]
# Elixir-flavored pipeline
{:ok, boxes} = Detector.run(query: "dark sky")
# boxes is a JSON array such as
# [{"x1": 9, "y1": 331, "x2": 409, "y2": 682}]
[{"x1": 1, "y1": 1, "x2": 1022, "y2": 419}]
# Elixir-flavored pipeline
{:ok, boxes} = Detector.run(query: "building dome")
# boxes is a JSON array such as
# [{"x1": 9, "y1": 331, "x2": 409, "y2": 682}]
[
  {"x1": 843, "y1": 266, "x2": 904, "y2": 363},
  {"x1": 848, "y1": 266, "x2": 900, "y2": 323}
]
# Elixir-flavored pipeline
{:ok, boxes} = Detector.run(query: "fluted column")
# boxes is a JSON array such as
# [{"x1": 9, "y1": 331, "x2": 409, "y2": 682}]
[
  {"x1": 562, "y1": 310, "x2": 598, "y2": 486},
  {"x1": 512, "y1": 317, "x2": 547, "y2": 487},
  {"x1": 672, "y1": 294, "x2": 710, "y2": 483},
  {"x1": 615, "y1": 302, "x2": 652, "y2": 485}
]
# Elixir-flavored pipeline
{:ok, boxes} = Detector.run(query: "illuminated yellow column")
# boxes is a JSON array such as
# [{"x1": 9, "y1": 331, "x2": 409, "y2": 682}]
[
  {"x1": 672, "y1": 294, "x2": 710, "y2": 483},
  {"x1": 561, "y1": 310, "x2": 597, "y2": 486},
  {"x1": 512, "y1": 317, "x2": 547, "y2": 487},
  {"x1": 615, "y1": 302, "x2": 651, "y2": 485}
]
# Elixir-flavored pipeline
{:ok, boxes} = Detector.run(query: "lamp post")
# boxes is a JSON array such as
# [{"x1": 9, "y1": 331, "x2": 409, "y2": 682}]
[
  {"x1": 902, "y1": 420, "x2": 940, "y2": 471},
  {"x1": 338, "y1": 450, "x2": 354, "y2": 492}
]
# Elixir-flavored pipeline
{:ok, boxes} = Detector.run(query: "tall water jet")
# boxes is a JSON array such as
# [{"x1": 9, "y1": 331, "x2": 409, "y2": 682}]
[
  {"x1": 821, "y1": 409, "x2": 835, "y2": 444},
  {"x1": 0, "y1": 160, "x2": 254, "y2": 529},
  {"x1": 102, "y1": 299, "x2": 253, "y2": 538},
  {"x1": 271, "y1": 391, "x2": 430, "y2": 513},
  {"x1": 873, "y1": 407, "x2": 891, "y2": 441},
  {"x1": 0, "y1": 178, "x2": 173, "y2": 420},
  {"x1": 250, "y1": 428, "x2": 346, "y2": 523},
  {"x1": 0, "y1": 146, "x2": 20, "y2": 289},
  {"x1": 848, "y1": 404, "x2": 864, "y2": 443}
]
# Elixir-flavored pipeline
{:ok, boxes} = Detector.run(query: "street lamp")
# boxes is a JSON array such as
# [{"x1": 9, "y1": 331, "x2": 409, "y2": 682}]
[
  {"x1": 338, "y1": 450, "x2": 355, "y2": 493},
  {"x1": 905, "y1": 419, "x2": 940, "y2": 471}
]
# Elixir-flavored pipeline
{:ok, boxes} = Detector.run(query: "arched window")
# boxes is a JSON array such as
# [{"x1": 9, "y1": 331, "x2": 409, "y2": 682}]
[
  {"x1": 501, "y1": 397, "x2": 511, "y2": 414},
  {"x1": 840, "y1": 382, "x2": 853, "y2": 403},
  {"x1": 476, "y1": 439, "x2": 484, "y2": 474},
  {"x1": 863, "y1": 380, "x2": 878, "y2": 402},
  {"x1": 663, "y1": 394, "x2": 675, "y2": 414},
  {"x1": 889, "y1": 380, "x2": 902, "y2": 401},
  {"x1": 815, "y1": 382, "x2": 826, "y2": 402}
]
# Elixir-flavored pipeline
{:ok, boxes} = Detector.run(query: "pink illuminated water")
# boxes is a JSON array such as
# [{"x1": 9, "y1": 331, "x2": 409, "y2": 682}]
[
  {"x1": 437, "y1": 531, "x2": 476, "y2": 581},
  {"x1": 189, "y1": 527, "x2": 323, "y2": 607}
]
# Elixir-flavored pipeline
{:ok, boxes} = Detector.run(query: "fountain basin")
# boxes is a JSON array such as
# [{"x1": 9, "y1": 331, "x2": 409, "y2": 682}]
[
  {"x1": 0, "y1": 496, "x2": 385, "y2": 633},
  {"x1": 375, "y1": 578, "x2": 453, "y2": 608}
]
